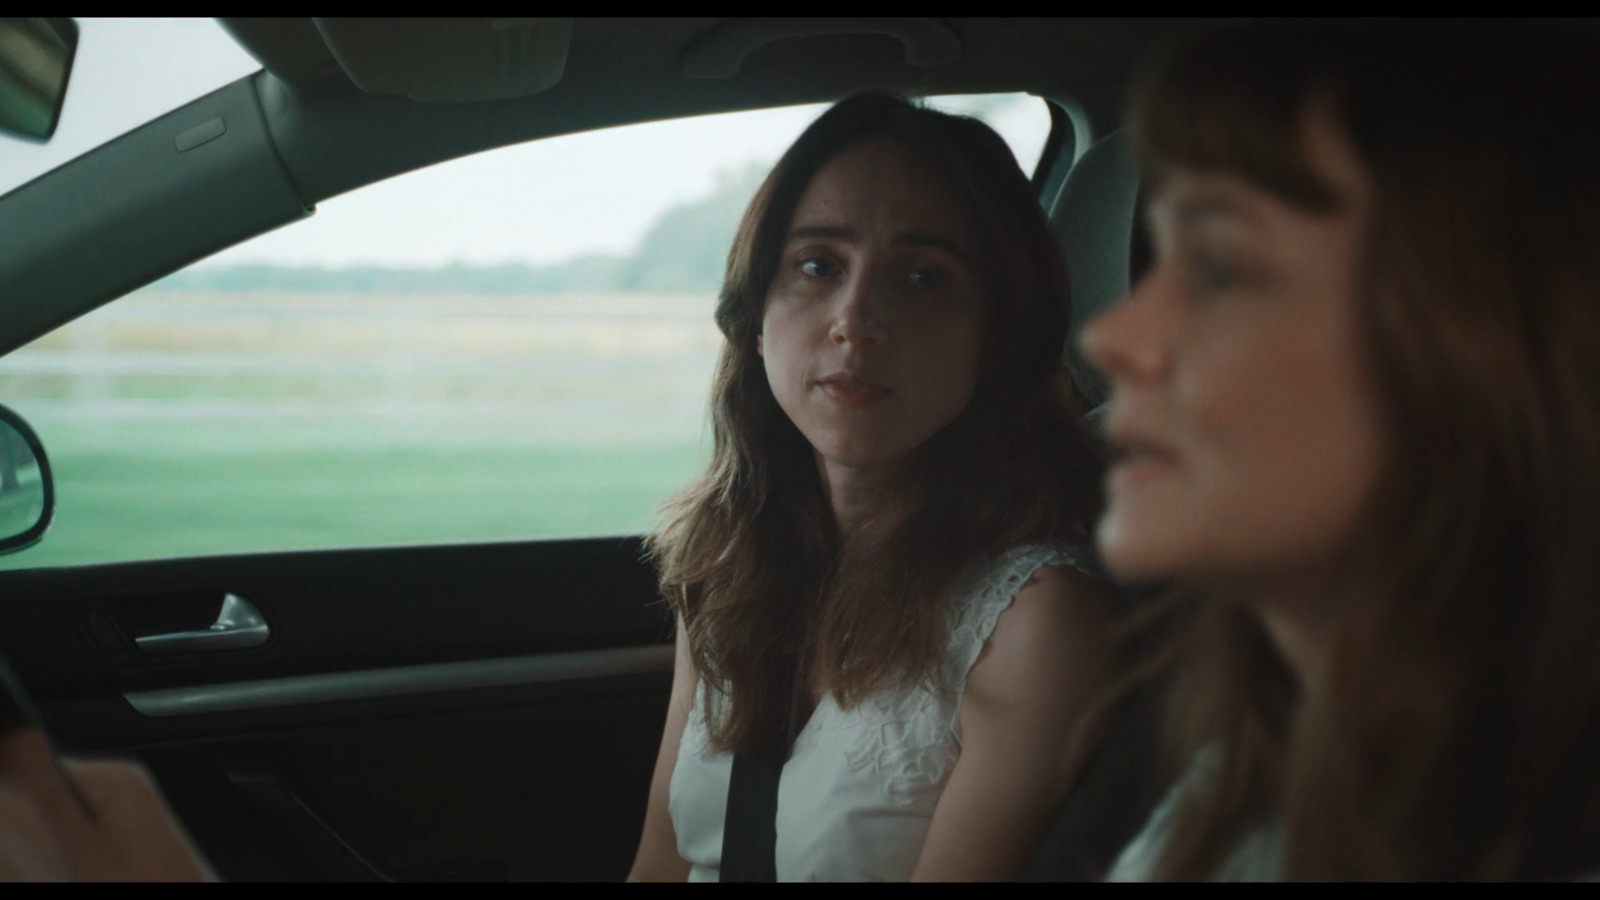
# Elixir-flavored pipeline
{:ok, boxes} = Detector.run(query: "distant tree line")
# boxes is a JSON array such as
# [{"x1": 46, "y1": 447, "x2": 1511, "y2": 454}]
[{"x1": 152, "y1": 161, "x2": 769, "y2": 295}]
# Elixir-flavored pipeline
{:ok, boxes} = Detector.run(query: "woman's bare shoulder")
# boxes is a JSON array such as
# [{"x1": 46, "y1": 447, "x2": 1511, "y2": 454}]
[{"x1": 964, "y1": 561, "x2": 1120, "y2": 708}]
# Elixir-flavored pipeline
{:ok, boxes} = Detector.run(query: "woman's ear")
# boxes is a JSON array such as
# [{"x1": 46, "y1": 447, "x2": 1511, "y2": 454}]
[{"x1": 757, "y1": 334, "x2": 764, "y2": 357}]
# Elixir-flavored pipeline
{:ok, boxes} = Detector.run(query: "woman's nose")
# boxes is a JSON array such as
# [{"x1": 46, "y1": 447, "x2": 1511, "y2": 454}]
[
  {"x1": 1079, "y1": 276, "x2": 1171, "y2": 384},
  {"x1": 829, "y1": 276, "x2": 887, "y2": 347}
]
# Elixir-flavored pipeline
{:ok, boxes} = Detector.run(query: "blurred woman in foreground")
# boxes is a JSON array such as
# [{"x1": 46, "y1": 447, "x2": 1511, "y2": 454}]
[{"x1": 1083, "y1": 20, "x2": 1600, "y2": 880}]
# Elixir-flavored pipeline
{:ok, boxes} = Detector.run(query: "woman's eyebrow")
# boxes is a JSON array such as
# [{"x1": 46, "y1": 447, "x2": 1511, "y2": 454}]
[
  {"x1": 784, "y1": 225, "x2": 972, "y2": 266},
  {"x1": 893, "y1": 231, "x2": 970, "y2": 265},
  {"x1": 1176, "y1": 180, "x2": 1277, "y2": 224},
  {"x1": 786, "y1": 224, "x2": 855, "y2": 243}
]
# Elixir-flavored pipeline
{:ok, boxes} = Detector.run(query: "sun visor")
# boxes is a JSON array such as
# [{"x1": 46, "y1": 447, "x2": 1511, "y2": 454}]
[{"x1": 310, "y1": 18, "x2": 572, "y2": 103}]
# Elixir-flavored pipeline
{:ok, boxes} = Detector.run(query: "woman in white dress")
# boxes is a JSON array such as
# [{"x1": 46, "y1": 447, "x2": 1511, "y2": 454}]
[
  {"x1": 1079, "y1": 21, "x2": 1600, "y2": 881},
  {"x1": 0, "y1": 93, "x2": 1121, "y2": 884},
  {"x1": 627, "y1": 93, "x2": 1122, "y2": 882}
]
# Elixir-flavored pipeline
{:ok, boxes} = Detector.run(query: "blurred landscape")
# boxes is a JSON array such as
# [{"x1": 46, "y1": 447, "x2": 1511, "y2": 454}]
[
  {"x1": 0, "y1": 164, "x2": 771, "y2": 569},
  {"x1": 0, "y1": 290, "x2": 723, "y2": 569}
]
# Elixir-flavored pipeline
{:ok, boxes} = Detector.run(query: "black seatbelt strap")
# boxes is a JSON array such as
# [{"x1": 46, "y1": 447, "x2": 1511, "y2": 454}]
[{"x1": 720, "y1": 664, "x2": 804, "y2": 882}]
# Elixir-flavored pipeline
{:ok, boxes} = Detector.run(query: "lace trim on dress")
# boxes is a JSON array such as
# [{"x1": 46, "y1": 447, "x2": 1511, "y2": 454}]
[
  {"x1": 841, "y1": 542, "x2": 1095, "y2": 805},
  {"x1": 947, "y1": 542, "x2": 1093, "y2": 710}
]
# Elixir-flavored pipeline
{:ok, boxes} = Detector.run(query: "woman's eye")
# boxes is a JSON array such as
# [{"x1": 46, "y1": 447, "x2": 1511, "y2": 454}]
[
  {"x1": 1187, "y1": 253, "x2": 1239, "y2": 295},
  {"x1": 908, "y1": 268, "x2": 945, "y2": 290},
  {"x1": 799, "y1": 258, "x2": 838, "y2": 278}
]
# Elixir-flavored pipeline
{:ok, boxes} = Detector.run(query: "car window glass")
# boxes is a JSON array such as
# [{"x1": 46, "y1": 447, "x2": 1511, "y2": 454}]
[
  {"x1": 0, "y1": 18, "x2": 261, "y2": 199},
  {"x1": 0, "y1": 94, "x2": 1051, "y2": 569}
]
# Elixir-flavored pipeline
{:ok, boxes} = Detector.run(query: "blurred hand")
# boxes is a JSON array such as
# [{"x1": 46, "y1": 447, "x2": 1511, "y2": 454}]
[{"x1": 0, "y1": 729, "x2": 215, "y2": 882}]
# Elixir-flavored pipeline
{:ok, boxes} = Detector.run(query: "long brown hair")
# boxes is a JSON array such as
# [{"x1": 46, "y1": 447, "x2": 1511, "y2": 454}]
[
  {"x1": 1125, "y1": 21, "x2": 1600, "y2": 880},
  {"x1": 647, "y1": 92, "x2": 1105, "y2": 755}
]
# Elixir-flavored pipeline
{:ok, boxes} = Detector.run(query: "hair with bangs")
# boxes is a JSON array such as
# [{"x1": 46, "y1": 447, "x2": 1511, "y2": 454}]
[
  {"x1": 646, "y1": 91, "x2": 1105, "y2": 755},
  {"x1": 1124, "y1": 21, "x2": 1600, "y2": 880}
]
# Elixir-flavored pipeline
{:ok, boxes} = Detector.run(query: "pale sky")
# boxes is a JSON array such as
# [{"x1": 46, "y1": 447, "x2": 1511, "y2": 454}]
[{"x1": 1, "y1": 18, "x2": 1053, "y2": 270}]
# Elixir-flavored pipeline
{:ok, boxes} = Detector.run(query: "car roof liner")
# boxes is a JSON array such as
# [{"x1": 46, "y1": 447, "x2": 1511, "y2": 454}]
[
  {"x1": 681, "y1": 19, "x2": 961, "y2": 80},
  {"x1": 308, "y1": 19, "x2": 574, "y2": 104},
  {"x1": 216, "y1": 18, "x2": 350, "y2": 96},
  {"x1": 222, "y1": 18, "x2": 970, "y2": 100}
]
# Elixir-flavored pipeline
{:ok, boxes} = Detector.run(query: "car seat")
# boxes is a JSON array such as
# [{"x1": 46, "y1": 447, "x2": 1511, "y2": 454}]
[{"x1": 1054, "y1": 128, "x2": 1150, "y2": 413}]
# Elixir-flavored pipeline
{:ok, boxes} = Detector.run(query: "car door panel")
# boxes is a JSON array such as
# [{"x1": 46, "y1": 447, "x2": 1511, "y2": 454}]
[{"x1": 0, "y1": 535, "x2": 673, "y2": 881}]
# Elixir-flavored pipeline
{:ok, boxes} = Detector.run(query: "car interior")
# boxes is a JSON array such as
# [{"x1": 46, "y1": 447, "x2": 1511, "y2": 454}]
[{"x1": 0, "y1": 18, "x2": 1217, "y2": 881}]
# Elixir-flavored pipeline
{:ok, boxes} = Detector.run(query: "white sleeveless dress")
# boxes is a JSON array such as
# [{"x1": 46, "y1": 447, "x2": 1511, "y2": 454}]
[{"x1": 668, "y1": 541, "x2": 1094, "y2": 882}]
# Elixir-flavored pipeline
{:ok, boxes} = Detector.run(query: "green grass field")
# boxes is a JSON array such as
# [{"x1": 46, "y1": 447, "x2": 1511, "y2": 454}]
[
  {"x1": 2, "y1": 434, "x2": 706, "y2": 570},
  {"x1": 0, "y1": 290, "x2": 724, "y2": 570}
]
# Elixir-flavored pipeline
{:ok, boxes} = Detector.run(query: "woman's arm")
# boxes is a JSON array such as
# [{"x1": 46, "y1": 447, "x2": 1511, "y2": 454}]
[
  {"x1": 910, "y1": 564, "x2": 1121, "y2": 882},
  {"x1": 0, "y1": 729, "x2": 215, "y2": 881},
  {"x1": 626, "y1": 616, "x2": 696, "y2": 882}
]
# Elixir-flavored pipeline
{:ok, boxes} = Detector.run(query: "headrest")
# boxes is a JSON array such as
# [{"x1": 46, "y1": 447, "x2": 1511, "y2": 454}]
[{"x1": 1049, "y1": 130, "x2": 1146, "y2": 407}]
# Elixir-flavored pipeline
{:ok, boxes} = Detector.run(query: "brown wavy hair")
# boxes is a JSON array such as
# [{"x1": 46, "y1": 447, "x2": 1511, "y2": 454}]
[
  {"x1": 1124, "y1": 21, "x2": 1600, "y2": 880},
  {"x1": 646, "y1": 92, "x2": 1105, "y2": 755}
]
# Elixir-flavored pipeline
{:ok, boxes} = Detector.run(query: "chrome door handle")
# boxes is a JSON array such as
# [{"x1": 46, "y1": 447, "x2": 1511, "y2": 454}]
[{"x1": 135, "y1": 593, "x2": 270, "y2": 655}]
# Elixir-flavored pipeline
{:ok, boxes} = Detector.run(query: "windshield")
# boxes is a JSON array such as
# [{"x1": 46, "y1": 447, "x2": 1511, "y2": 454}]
[{"x1": 0, "y1": 18, "x2": 261, "y2": 198}]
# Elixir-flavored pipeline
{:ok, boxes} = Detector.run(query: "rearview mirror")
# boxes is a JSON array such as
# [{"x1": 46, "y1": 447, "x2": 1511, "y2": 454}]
[
  {"x1": 0, "y1": 405, "x2": 53, "y2": 555},
  {"x1": 0, "y1": 18, "x2": 78, "y2": 142}
]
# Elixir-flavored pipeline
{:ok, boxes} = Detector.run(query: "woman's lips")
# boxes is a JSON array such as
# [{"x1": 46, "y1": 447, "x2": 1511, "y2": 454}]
[
  {"x1": 1107, "y1": 442, "x2": 1179, "y2": 491},
  {"x1": 817, "y1": 375, "x2": 891, "y2": 407},
  {"x1": 1104, "y1": 421, "x2": 1180, "y2": 490}
]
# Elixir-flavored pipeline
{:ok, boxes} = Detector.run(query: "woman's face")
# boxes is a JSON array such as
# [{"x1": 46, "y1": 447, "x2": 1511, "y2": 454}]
[
  {"x1": 1080, "y1": 110, "x2": 1387, "y2": 592},
  {"x1": 760, "y1": 136, "x2": 987, "y2": 474}
]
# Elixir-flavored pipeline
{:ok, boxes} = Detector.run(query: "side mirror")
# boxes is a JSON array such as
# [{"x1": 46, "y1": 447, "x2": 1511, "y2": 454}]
[
  {"x1": 0, "y1": 18, "x2": 79, "y2": 142},
  {"x1": 0, "y1": 405, "x2": 53, "y2": 555}
]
